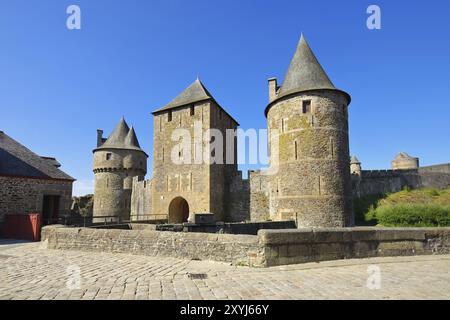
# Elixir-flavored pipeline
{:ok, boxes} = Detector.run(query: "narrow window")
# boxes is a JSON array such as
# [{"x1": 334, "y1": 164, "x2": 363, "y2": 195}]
[
  {"x1": 106, "y1": 153, "x2": 112, "y2": 160},
  {"x1": 190, "y1": 105, "x2": 195, "y2": 116},
  {"x1": 294, "y1": 141, "x2": 298, "y2": 160},
  {"x1": 168, "y1": 111, "x2": 172, "y2": 122},
  {"x1": 159, "y1": 117, "x2": 162, "y2": 132},
  {"x1": 302, "y1": 100, "x2": 311, "y2": 114},
  {"x1": 162, "y1": 148, "x2": 165, "y2": 163},
  {"x1": 318, "y1": 176, "x2": 322, "y2": 195},
  {"x1": 330, "y1": 138, "x2": 334, "y2": 157},
  {"x1": 281, "y1": 119, "x2": 285, "y2": 133}
]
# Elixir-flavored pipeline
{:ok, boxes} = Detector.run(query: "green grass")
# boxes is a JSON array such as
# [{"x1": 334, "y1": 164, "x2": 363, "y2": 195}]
[{"x1": 354, "y1": 188, "x2": 450, "y2": 227}]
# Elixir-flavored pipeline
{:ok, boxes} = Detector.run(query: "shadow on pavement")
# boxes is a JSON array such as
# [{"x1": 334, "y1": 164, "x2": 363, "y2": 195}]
[{"x1": 0, "y1": 238, "x2": 32, "y2": 246}]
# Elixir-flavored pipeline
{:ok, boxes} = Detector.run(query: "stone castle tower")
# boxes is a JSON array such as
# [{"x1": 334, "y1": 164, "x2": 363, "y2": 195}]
[
  {"x1": 350, "y1": 156, "x2": 362, "y2": 176},
  {"x1": 391, "y1": 152, "x2": 419, "y2": 170},
  {"x1": 93, "y1": 117, "x2": 147, "y2": 222},
  {"x1": 265, "y1": 35, "x2": 354, "y2": 227},
  {"x1": 150, "y1": 79, "x2": 240, "y2": 223}
]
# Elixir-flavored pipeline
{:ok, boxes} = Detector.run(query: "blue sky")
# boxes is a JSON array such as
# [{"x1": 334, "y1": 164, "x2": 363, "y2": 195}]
[{"x1": 1, "y1": 0, "x2": 449, "y2": 195}]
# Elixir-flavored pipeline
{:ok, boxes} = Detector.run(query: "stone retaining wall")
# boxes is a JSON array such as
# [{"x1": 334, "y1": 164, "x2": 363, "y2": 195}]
[
  {"x1": 42, "y1": 226, "x2": 450, "y2": 267},
  {"x1": 41, "y1": 225, "x2": 262, "y2": 266},
  {"x1": 259, "y1": 227, "x2": 450, "y2": 266}
]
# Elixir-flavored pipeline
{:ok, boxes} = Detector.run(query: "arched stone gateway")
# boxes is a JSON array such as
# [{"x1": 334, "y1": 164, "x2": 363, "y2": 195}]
[{"x1": 168, "y1": 197, "x2": 189, "y2": 223}]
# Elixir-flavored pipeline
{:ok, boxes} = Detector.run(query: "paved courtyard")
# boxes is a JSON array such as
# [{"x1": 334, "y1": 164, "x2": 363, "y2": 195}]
[{"x1": 1, "y1": 241, "x2": 449, "y2": 300}]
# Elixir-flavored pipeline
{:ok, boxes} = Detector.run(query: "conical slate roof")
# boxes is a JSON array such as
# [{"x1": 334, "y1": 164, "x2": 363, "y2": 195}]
[
  {"x1": 95, "y1": 118, "x2": 146, "y2": 153},
  {"x1": 100, "y1": 117, "x2": 130, "y2": 149},
  {"x1": 124, "y1": 126, "x2": 141, "y2": 149},
  {"x1": 265, "y1": 34, "x2": 350, "y2": 116},
  {"x1": 350, "y1": 156, "x2": 360, "y2": 164},
  {"x1": 153, "y1": 79, "x2": 213, "y2": 113},
  {"x1": 278, "y1": 34, "x2": 335, "y2": 97}
]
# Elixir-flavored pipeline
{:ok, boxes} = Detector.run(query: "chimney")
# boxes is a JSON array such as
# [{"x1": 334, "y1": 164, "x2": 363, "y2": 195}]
[
  {"x1": 268, "y1": 77, "x2": 278, "y2": 102},
  {"x1": 97, "y1": 129, "x2": 104, "y2": 147}
]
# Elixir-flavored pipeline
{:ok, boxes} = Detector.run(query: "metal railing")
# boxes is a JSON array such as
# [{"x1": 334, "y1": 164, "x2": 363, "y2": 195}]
[{"x1": 43, "y1": 214, "x2": 168, "y2": 228}]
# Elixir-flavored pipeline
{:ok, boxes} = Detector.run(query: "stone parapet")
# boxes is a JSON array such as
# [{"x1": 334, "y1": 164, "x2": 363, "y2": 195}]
[{"x1": 41, "y1": 225, "x2": 450, "y2": 268}]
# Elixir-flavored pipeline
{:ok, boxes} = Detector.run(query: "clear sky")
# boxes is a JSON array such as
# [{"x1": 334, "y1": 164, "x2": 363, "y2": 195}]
[{"x1": 1, "y1": 0, "x2": 449, "y2": 196}]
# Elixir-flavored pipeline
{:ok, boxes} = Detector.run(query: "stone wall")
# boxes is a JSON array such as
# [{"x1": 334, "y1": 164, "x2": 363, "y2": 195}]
[
  {"x1": 266, "y1": 90, "x2": 354, "y2": 227},
  {"x1": 130, "y1": 177, "x2": 154, "y2": 221},
  {"x1": 249, "y1": 170, "x2": 270, "y2": 222},
  {"x1": 0, "y1": 176, "x2": 73, "y2": 225},
  {"x1": 419, "y1": 164, "x2": 450, "y2": 189},
  {"x1": 41, "y1": 225, "x2": 450, "y2": 268},
  {"x1": 259, "y1": 227, "x2": 450, "y2": 267},
  {"x1": 93, "y1": 148, "x2": 147, "y2": 221},
  {"x1": 352, "y1": 165, "x2": 450, "y2": 198},
  {"x1": 42, "y1": 225, "x2": 261, "y2": 266},
  {"x1": 225, "y1": 171, "x2": 250, "y2": 222},
  {"x1": 151, "y1": 101, "x2": 215, "y2": 222}
]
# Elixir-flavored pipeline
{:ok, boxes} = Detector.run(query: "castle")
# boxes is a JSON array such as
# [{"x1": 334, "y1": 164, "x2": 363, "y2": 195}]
[
  {"x1": 92, "y1": 35, "x2": 353, "y2": 228},
  {"x1": 92, "y1": 35, "x2": 450, "y2": 228}
]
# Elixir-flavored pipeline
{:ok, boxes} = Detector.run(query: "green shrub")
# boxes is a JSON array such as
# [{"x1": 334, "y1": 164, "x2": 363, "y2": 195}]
[
  {"x1": 353, "y1": 193, "x2": 386, "y2": 226},
  {"x1": 365, "y1": 204, "x2": 450, "y2": 227}
]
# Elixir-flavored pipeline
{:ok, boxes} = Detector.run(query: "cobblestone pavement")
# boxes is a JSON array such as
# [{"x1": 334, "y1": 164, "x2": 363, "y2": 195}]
[{"x1": 1, "y1": 242, "x2": 449, "y2": 300}]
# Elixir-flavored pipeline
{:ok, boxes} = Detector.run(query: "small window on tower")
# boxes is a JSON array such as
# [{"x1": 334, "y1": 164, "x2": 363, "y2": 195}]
[
  {"x1": 190, "y1": 105, "x2": 195, "y2": 116},
  {"x1": 106, "y1": 153, "x2": 112, "y2": 160},
  {"x1": 168, "y1": 111, "x2": 172, "y2": 122},
  {"x1": 302, "y1": 100, "x2": 311, "y2": 114}
]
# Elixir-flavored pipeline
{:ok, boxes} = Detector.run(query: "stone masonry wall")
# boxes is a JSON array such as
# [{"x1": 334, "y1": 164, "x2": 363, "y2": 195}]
[
  {"x1": 0, "y1": 176, "x2": 73, "y2": 225},
  {"x1": 130, "y1": 177, "x2": 153, "y2": 221},
  {"x1": 225, "y1": 171, "x2": 250, "y2": 222},
  {"x1": 259, "y1": 227, "x2": 450, "y2": 267},
  {"x1": 42, "y1": 225, "x2": 261, "y2": 266},
  {"x1": 266, "y1": 90, "x2": 353, "y2": 227},
  {"x1": 42, "y1": 225, "x2": 450, "y2": 268},
  {"x1": 249, "y1": 170, "x2": 270, "y2": 222},
  {"x1": 419, "y1": 164, "x2": 450, "y2": 189},
  {"x1": 151, "y1": 102, "x2": 213, "y2": 221},
  {"x1": 352, "y1": 165, "x2": 450, "y2": 198},
  {"x1": 93, "y1": 148, "x2": 146, "y2": 221}
]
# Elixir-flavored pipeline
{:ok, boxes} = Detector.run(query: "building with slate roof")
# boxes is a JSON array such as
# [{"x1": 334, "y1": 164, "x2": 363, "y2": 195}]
[
  {"x1": 391, "y1": 152, "x2": 419, "y2": 170},
  {"x1": 0, "y1": 131, "x2": 75, "y2": 226},
  {"x1": 264, "y1": 34, "x2": 354, "y2": 227},
  {"x1": 93, "y1": 118, "x2": 148, "y2": 222},
  {"x1": 148, "y1": 78, "x2": 241, "y2": 223}
]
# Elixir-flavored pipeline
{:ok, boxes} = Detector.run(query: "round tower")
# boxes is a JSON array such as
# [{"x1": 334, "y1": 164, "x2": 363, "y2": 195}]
[
  {"x1": 265, "y1": 35, "x2": 354, "y2": 228},
  {"x1": 93, "y1": 118, "x2": 147, "y2": 222},
  {"x1": 350, "y1": 156, "x2": 362, "y2": 176}
]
